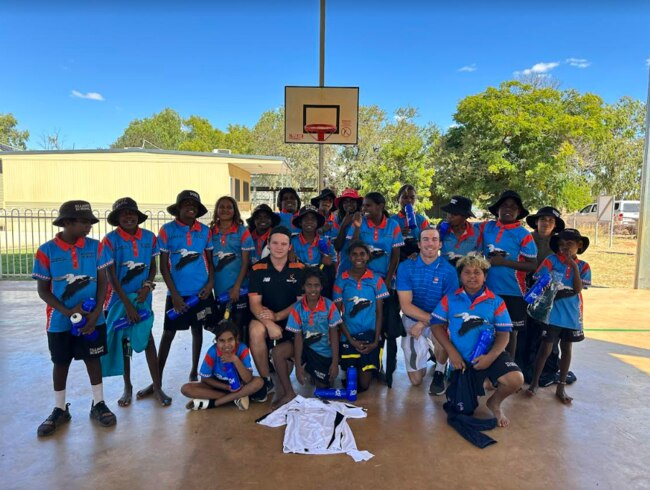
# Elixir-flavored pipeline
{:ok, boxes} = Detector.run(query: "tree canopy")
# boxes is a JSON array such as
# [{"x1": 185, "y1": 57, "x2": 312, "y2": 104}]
[{"x1": 0, "y1": 113, "x2": 29, "y2": 150}]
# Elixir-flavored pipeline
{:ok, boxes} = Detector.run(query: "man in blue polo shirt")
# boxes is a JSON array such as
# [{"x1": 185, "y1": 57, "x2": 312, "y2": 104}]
[{"x1": 396, "y1": 227, "x2": 459, "y2": 394}]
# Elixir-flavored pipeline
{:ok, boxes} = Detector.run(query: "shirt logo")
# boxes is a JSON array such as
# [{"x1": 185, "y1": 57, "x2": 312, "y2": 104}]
[
  {"x1": 286, "y1": 274, "x2": 297, "y2": 284},
  {"x1": 54, "y1": 274, "x2": 95, "y2": 300},
  {"x1": 173, "y1": 248, "x2": 201, "y2": 270},
  {"x1": 122, "y1": 261, "x2": 147, "y2": 284},
  {"x1": 263, "y1": 277, "x2": 271, "y2": 282}
]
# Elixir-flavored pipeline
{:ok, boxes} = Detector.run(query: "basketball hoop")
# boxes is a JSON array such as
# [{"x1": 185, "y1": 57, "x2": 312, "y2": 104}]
[{"x1": 304, "y1": 123, "x2": 337, "y2": 142}]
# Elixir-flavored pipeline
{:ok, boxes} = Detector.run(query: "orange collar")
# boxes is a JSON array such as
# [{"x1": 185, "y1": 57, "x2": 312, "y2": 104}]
[
  {"x1": 116, "y1": 226, "x2": 143, "y2": 241},
  {"x1": 54, "y1": 234, "x2": 85, "y2": 251},
  {"x1": 556, "y1": 254, "x2": 579, "y2": 265},
  {"x1": 214, "y1": 223, "x2": 239, "y2": 236},
  {"x1": 496, "y1": 220, "x2": 521, "y2": 230},
  {"x1": 342, "y1": 269, "x2": 374, "y2": 281},
  {"x1": 298, "y1": 233, "x2": 319, "y2": 246},
  {"x1": 455, "y1": 286, "x2": 495, "y2": 305},
  {"x1": 366, "y1": 215, "x2": 387, "y2": 230},
  {"x1": 302, "y1": 296, "x2": 326, "y2": 312},
  {"x1": 175, "y1": 219, "x2": 202, "y2": 232}
]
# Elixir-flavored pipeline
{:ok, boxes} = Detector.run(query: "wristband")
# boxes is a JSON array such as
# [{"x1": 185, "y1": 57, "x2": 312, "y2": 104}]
[{"x1": 143, "y1": 280, "x2": 156, "y2": 290}]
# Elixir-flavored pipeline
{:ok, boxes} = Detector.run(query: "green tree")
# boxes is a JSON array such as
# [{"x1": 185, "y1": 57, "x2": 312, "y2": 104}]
[
  {"x1": 435, "y1": 81, "x2": 608, "y2": 211},
  {"x1": 112, "y1": 108, "x2": 187, "y2": 150},
  {"x1": 0, "y1": 113, "x2": 29, "y2": 149},
  {"x1": 178, "y1": 115, "x2": 224, "y2": 152}
]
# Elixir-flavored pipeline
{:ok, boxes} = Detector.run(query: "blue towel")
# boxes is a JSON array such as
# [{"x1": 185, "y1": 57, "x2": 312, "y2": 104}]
[{"x1": 100, "y1": 294, "x2": 154, "y2": 377}]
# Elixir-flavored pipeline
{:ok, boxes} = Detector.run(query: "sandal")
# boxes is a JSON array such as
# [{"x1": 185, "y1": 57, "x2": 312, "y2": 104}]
[
  {"x1": 37, "y1": 403, "x2": 71, "y2": 437},
  {"x1": 90, "y1": 401, "x2": 117, "y2": 427}
]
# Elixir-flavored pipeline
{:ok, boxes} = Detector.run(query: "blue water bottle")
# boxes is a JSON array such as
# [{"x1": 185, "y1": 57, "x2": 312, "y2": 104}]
[
  {"x1": 70, "y1": 298, "x2": 98, "y2": 341},
  {"x1": 438, "y1": 221, "x2": 450, "y2": 239},
  {"x1": 317, "y1": 237, "x2": 330, "y2": 255},
  {"x1": 112, "y1": 309, "x2": 152, "y2": 331},
  {"x1": 216, "y1": 287, "x2": 249, "y2": 304},
  {"x1": 346, "y1": 367, "x2": 358, "y2": 401},
  {"x1": 224, "y1": 362, "x2": 241, "y2": 391},
  {"x1": 524, "y1": 273, "x2": 552, "y2": 304},
  {"x1": 166, "y1": 294, "x2": 200, "y2": 320},
  {"x1": 404, "y1": 203, "x2": 417, "y2": 230},
  {"x1": 470, "y1": 330, "x2": 495, "y2": 364},
  {"x1": 314, "y1": 388, "x2": 349, "y2": 399}
]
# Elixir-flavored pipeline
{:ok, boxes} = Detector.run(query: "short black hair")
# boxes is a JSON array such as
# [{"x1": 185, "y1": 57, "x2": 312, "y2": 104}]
[
  {"x1": 303, "y1": 266, "x2": 325, "y2": 285},
  {"x1": 347, "y1": 239, "x2": 370, "y2": 256},
  {"x1": 213, "y1": 320, "x2": 239, "y2": 341}
]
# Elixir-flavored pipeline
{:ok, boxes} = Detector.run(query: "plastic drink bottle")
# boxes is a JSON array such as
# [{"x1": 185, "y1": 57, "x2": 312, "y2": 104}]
[
  {"x1": 470, "y1": 330, "x2": 495, "y2": 363},
  {"x1": 346, "y1": 367, "x2": 358, "y2": 401},
  {"x1": 216, "y1": 287, "x2": 249, "y2": 304},
  {"x1": 317, "y1": 237, "x2": 330, "y2": 255},
  {"x1": 524, "y1": 273, "x2": 552, "y2": 304},
  {"x1": 404, "y1": 204, "x2": 417, "y2": 230},
  {"x1": 166, "y1": 294, "x2": 200, "y2": 320},
  {"x1": 224, "y1": 362, "x2": 241, "y2": 391},
  {"x1": 314, "y1": 388, "x2": 349, "y2": 399},
  {"x1": 438, "y1": 221, "x2": 450, "y2": 239},
  {"x1": 70, "y1": 298, "x2": 98, "y2": 340},
  {"x1": 112, "y1": 309, "x2": 152, "y2": 331}
]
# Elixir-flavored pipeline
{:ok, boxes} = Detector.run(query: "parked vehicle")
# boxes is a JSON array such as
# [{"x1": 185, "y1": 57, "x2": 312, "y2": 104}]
[{"x1": 579, "y1": 200, "x2": 640, "y2": 225}]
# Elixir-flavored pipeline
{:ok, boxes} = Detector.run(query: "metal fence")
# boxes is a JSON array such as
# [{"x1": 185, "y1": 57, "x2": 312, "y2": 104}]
[{"x1": 0, "y1": 208, "x2": 215, "y2": 279}]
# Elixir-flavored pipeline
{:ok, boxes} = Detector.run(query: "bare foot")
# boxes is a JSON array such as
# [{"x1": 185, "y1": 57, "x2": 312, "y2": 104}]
[
  {"x1": 525, "y1": 385, "x2": 538, "y2": 397},
  {"x1": 136, "y1": 384, "x2": 154, "y2": 400},
  {"x1": 118, "y1": 386, "x2": 133, "y2": 407},
  {"x1": 189, "y1": 372, "x2": 198, "y2": 382},
  {"x1": 154, "y1": 387, "x2": 172, "y2": 407},
  {"x1": 555, "y1": 385, "x2": 573, "y2": 405},
  {"x1": 272, "y1": 392, "x2": 296, "y2": 410},
  {"x1": 486, "y1": 395, "x2": 511, "y2": 428}
]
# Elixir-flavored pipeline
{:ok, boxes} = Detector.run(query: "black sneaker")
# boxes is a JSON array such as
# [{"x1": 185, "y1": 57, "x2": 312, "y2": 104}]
[
  {"x1": 250, "y1": 383, "x2": 268, "y2": 403},
  {"x1": 429, "y1": 371, "x2": 446, "y2": 396},
  {"x1": 539, "y1": 372, "x2": 556, "y2": 388},
  {"x1": 37, "y1": 404, "x2": 71, "y2": 437},
  {"x1": 89, "y1": 401, "x2": 117, "y2": 427},
  {"x1": 265, "y1": 377, "x2": 275, "y2": 395}
]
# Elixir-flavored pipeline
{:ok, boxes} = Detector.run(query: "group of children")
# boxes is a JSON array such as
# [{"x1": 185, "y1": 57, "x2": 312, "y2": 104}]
[{"x1": 33, "y1": 186, "x2": 591, "y2": 437}]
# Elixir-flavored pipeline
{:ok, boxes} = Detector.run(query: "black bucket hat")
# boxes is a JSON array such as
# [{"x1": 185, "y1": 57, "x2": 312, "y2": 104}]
[
  {"x1": 526, "y1": 206, "x2": 565, "y2": 232},
  {"x1": 310, "y1": 188, "x2": 337, "y2": 210},
  {"x1": 488, "y1": 190, "x2": 529, "y2": 220},
  {"x1": 550, "y1": 228, "x2": 590, "y2": 255},
  {"x1": 53, "y1": 200, "x2": 99, "y2": 227},
  {"x1": 441, "y1": 195, "x2": 476, "y2": 218},
  {"x1": 107, "y1": 197, "x2": 148, "y2": 227},
  {"x1": 246, "y1": 203, "x2": 281, "y2": 229},
  {"x1": 292, "y1": 205, "x2": 326, "y2": 229},
  {"x1": 276, "y1": 187, "x2": 301, "y2": 210},
  {"x1": 167, "y1": 190, "x2": 208, "y2": 218}
]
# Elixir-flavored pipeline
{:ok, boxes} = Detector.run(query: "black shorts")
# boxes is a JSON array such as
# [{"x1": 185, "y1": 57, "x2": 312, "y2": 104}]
[
  {"x1": 473, "y1": 351, "x2": 521, "y2": 391},
  {"x1": 339, "y1": 330, "x2": 380, "y2": 373},
  {"x1": 302, "y1": 347, "x2": 333, "y2": 385},
  {"x1": 265, "y1": 320, "x2": 294, "y2": 350},
  {"x1": 541, "y1": 325, "x2": 585, "y2": 343},
  {"x1": 501, "y1": 295, "x2": 527, "y2": 331},
  {"x1": 163, "y1": 294, "x2": 215, "y2": 332},
  {"x1": 47, "y1": 324, "x2": 108, "y2": 365}
]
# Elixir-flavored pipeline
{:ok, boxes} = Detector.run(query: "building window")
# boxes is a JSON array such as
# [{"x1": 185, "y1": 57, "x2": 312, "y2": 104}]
[
  {"x1": 243, "y1": 181, "x2": 250, "y2": 202},
  {"x1": 235, "y1": 178, "x2": 241, "y2": 201}
]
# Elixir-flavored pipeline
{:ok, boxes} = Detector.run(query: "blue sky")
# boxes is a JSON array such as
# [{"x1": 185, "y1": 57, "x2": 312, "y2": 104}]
[{"x1": 1, "y1": 0, "x2": 649, "y2": 150}]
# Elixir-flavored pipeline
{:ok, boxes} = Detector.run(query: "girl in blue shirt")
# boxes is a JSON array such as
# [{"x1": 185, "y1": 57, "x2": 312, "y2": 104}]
[
  {"x1": 332, "y1": 188, "x2": 363, "y2": 272},
  {"x1": 390, "y1": 184, "x2": 431, "y2": 262},
  {"x1": 209, "y1": 196, "x2": 255, "y2": 342}
]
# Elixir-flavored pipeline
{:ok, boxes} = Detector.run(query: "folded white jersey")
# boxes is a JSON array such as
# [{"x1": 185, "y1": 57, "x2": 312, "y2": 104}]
[{"x1": 256, "y1": 395, "x2": 373, "y2": 462}]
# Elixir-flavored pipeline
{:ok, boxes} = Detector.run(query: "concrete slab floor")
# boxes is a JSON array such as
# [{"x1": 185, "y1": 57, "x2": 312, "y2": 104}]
[{"x1": 0, "y1": 282, "x2": 649, "y2": 490}]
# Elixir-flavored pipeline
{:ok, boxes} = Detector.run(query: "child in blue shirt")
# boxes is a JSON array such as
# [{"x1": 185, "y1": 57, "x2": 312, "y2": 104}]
[
  {"x1": 209, "y1": 196, "x2": 255, "y2": 341},
  {"x1": 247, "y1": 203, "x2": 281, "y2": 265},
  {"x1": 181, "y1": 321, "x2": 264, "y2": 411},
  {"x1": 439, "y1": 195, "x2": 481, "y2": 266},
  {"x1": 431, "y1": 252, "x2": 524, "y2": 428},
  {"x1": 273, "y1": 267, "x2": 342, "y2": 409},
  {"x1": 479, "y1": 190, "x2": 537, "y2": 361},
  {"x1": 526, "y1": 229, "x2": 591, "y2": 404},
  {"x1": 332, "y1": 188, "x2": 364, "y2": 273},
  {"x1": 276, "y1": 187, "x2": 301, "y2": 236},
  {"x1": 102, "y1": 197, "x2": 171, "y2": 407},
  {"x1": 333, "y1": 241, "x2": 389, "y2": 393},
  {"x1": 32, "y1": 200, "x2": 116, "y2": 436},
  {"x1": 144, "y1": 190, "x2": 214, "y2": 402},
  {"x1": 390, "y1": 184, "x2": 430, "y2": 261}
]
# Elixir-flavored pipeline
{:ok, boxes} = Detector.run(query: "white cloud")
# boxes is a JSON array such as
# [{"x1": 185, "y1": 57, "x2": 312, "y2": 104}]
[
  {"x1": 566, "y1": 57, "x2": 591, "y2": 68},
  {"x1": 71, "y1": 90, "x2": 105, "y2": 101},
  {"x1": 458, "y1": 64, "x2": 477, "y2": 73},
  {"x1": 515, "y1": 61, "x2": 560, "y2": 76},
  {"x1": 646, "y1": 57, "x2": 650, "y2": 67}
]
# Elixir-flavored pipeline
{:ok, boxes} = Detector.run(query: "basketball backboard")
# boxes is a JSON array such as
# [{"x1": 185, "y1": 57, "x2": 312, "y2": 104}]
[{"x1": 285, "y1": 86, "x2": 359, "y2": 145}]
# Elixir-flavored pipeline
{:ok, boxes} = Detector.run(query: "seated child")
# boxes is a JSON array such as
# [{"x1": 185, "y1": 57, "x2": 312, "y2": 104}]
[
  {"x1": 273, "y1": 267, "x2": 342, "y2": 409},
  {"x1": 431, "y1": 252, "x2": 524, "y2": 427},
  {"x1": 333, "y1": 240, "x2": 389, "y2": 393},
  {"x1": 526, "y1": 228, "x2": 591, "y2": 404},
  {"x1": 181, "y1": 320, "x2": 264, "y2": 410}
]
